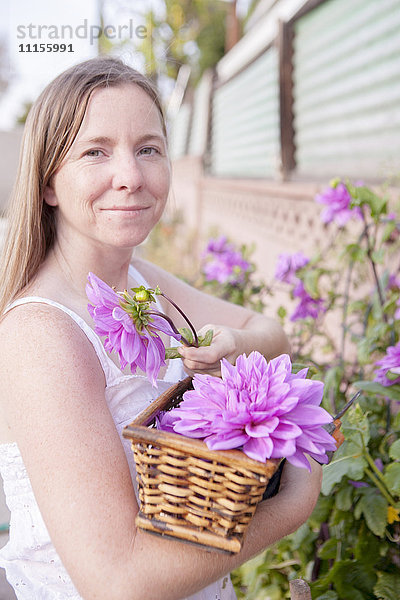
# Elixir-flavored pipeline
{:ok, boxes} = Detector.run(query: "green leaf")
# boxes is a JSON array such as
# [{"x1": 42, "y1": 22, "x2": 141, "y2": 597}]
[
  {"x1": 383, "y1": 463, "x2": 400, "y2": 495},
  {"x1": 315, "y1": 592, "x2": 338, "y2": 600},
  {"x1": 198, "y1": 328, "x2": 213, "y2": 347},
  {"x1": 389, "y1": 439, "x2": 400, "y2": 460},
  {"x1": 356, "y1": 339, "x2": 373, "y2": 365},
  {"x1": 335, "y1": 484, "x2": 353, "y2": 511},
  {"x1": 382, "y1": 220, "x2": 397, "y2": 242},
  {"x1": 165, "y1": 346, "x2": 181, "y2": 360},
  {"x1": 318, "y1": 537, "x2": 338, "y2": 559},
  {"x1": 371, "y1": 248, "x2": 385, "y2": 264},
  {"x1": 309, "y1": 495, "x2": 334, "y2": 525},
  {"x1": 351, "y1": 186, "x2": 387, "y2": 219},
  {"x1": 343, "y1": 243, "x2": 366, "y2": 262},
  {"x1": 373, "y1": 572, "x2": 400, "y2": 600},
  {"x1": 386, "y1": 370, "x2": 400, "y2": 381},
  {"x1": 343, "y1": 404, "x2": 370, "y2": 446},
  {"x1": 394, "y1": 412, "x2": 400, "y2": 430},
  {"x1": 349, "y1": 299, "x2": 367, "y2": 313},
  {"x1": 323, "y1": 559, "x2": 377, "y2": 600},
  {"x1": 291, "y1": 362, "x2": 306, "y2": 373},
  {"x1": 277, "y1": 305, "x2": 287, "y2": 319},
  {"x1": 354, "y1": 526, "x2": 382, "y2": 566},
  {"x1": 290, "y1": 522, "x2": 318, "y2": 551},
  {"x1": 353, "y1": 380, "x2": 400, "y2": 403},
  {"x1": 321, "y1": 441, "x2": 367, "y2": 495},
  {"x1": 303, "y1": 268, "x2": 321, "y2": 298},
  {"x1": 355, "y1": 490, "x2": 388, "y2": 537},
  {"x1": 178, "y1": 327, "x2": 194, "y2": 345}
]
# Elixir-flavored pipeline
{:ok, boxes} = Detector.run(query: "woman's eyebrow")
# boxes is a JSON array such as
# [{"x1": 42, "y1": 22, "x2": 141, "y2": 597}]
[
  {"x1": 76, "y1": 133, "x2": 166, "y2": 146},
  {"x1": 75, "y1": 135, "x2": 113, "y2": 147}
]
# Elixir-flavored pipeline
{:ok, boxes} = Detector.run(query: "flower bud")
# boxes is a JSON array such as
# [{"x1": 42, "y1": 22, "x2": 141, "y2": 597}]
[{"x1": 135, "y1": 289, "x2": 151, "y2": 302}]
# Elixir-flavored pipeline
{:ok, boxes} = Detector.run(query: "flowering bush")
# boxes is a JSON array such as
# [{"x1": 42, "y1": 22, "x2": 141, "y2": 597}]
[
  {"x1": 217, "y1": 180, "x2": 400, "y2": 600},
  {"x1": 374, "y1": 342, "x2": 400, "y2": 387},
  {"x1": 202, "y1": 236, "x2": 251, "y2": 285},
  {"x1": 200, "y1": 235, "x2": 267, "y2": 311}
]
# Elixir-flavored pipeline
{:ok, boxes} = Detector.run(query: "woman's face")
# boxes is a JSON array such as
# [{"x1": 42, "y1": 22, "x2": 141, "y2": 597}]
[{"x1": 44, "y1": 84, "x2": 170, "y2": 251}]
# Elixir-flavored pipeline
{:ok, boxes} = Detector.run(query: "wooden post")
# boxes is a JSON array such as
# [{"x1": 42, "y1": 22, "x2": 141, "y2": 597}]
[
  {"x1": 278, "y1": 19, "x2": 296, "y2": 180},
  {"x1": 225, "y1": 0, "x2": 241, "y2": 52},
  {"x1": 289, "y1": 578, "x2": 312, "y2": 600}
]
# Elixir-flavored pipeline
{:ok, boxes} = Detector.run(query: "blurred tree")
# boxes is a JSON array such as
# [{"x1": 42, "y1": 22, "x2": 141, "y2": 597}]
[
  {"x1": 100, "y1": 0, "x2": 234, "y2": 86},
  {"x1": 16, "y1": 101, "x2": 33, "y2": 125},
  {"x1": 159, "y1": 0, "x2": 229, "y2": 82},
  {"x1": 0, "y1": 38, "x2": 10, "y2": 97}
]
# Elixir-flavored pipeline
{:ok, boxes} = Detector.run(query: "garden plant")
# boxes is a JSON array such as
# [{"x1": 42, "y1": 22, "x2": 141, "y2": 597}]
[{"x1": 199, "y1": 181, "x2": 400, "y2": 600}]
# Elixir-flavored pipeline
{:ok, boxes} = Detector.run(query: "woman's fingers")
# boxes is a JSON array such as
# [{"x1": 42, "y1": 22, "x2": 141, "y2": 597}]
[{"x1": 178, "y1": 324, "x2": 237, "y2": 371}]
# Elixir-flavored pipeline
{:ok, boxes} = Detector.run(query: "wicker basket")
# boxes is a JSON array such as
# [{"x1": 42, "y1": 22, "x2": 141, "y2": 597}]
[{"x1": 123, "y1": 376, "x2": 280, "y2": 554}]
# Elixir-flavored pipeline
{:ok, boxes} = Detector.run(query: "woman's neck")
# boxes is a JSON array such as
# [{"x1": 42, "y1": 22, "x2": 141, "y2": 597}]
[{"x1": 27, "y1": 244, "x2": 135, "y2": 309}]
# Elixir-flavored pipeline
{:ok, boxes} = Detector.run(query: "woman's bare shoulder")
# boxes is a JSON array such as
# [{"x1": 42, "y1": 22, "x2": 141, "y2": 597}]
[
  {"x1": 0, "y1": 302, "x2": 106, "y2": 414},
  {"x1": 0, "y1": 301, "x2": 94, "y2": 356}
]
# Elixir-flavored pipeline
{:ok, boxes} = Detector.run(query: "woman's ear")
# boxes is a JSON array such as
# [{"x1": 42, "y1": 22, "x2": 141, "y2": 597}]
[{"x1": 43, "y1": 185, "x2": 58, "y2": 207}]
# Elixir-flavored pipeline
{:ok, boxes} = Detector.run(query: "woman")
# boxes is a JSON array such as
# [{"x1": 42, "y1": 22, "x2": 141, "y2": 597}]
[{"x1": 0, "y1": 57, "x2": 321, "y2": 600}]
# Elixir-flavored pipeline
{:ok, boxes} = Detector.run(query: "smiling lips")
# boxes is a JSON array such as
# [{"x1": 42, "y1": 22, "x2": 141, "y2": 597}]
[{"x1": 102, "y1": 206, "x2": 149, "y2": 212}]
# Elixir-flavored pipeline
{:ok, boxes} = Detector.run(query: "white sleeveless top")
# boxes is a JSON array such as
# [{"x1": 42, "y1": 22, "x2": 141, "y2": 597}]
[{"x1": 0, "y1": 265, "x2": 236, "y2": 600}]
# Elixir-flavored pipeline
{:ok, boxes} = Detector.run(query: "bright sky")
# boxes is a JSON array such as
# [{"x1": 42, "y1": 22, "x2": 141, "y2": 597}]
[
  {"x1": 0, "y1": 0, "x2": 252, "y2": 130},
  {"x1": 0, "y1": 0, "x2": 150, "y2": 129}
]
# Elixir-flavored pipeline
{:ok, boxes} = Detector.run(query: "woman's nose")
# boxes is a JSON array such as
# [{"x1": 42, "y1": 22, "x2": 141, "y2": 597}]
[{"x1": 112, "y1": 153, "x2": 144, "y2": 192}]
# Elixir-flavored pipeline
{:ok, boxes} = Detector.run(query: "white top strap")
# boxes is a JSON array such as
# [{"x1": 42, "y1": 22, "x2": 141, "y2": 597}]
[
  {"x1": 4, "y1": 296, "x2": 121, "y2": 383},
  {"x1": 3, "y1": 264, "x2": 182, "y2": 384}
]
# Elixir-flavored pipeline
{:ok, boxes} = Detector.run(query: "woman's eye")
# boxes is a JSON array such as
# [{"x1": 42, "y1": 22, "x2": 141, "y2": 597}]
[
  {"x1": 139, "y1": 147, "x2": 159, "y2": 156},
  {"x1": 85, "y1": 149, "x2": 103, "y2": 158}
]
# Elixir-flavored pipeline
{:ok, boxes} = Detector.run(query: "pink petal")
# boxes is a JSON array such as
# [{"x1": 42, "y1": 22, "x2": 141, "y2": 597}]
[
  {"x1": 286, "y1": 451, "x2": 312, "y2": 472},
  {"x1": 243, "y1": 436, "x2": 274, "y2": 462},
  {"x1": 206, "y1": 431, "x2": 249, "y2": 450},
  {"x1": 269, "y1": 437, "x2": 297, "y2": 457},
  {"x1": 245, "y1": 418, "x2": 279, "y2": 437},
  {"x1": 286, "y1": 405, "x2": 332, "y2": 425}
]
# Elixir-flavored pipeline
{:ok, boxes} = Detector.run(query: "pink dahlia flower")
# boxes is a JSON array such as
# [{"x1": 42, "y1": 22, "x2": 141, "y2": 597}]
[
  {"x1": 159, "y1": 351, "x2": 336, "y2": 470},
  {"x1": 86, "y1": 272, "x2": 180, "y2": 386},
  {"x1": 374, "y1": 342, "x2": 400, "y2": 387},
  {"x1": 315, "y1": 182, "x2": 362, "y2": 226}
]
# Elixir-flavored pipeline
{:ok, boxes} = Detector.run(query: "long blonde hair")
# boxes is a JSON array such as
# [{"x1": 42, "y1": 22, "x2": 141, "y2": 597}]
[{"x1": 0, "y1": 56, "x2": 166, "y2": 316}]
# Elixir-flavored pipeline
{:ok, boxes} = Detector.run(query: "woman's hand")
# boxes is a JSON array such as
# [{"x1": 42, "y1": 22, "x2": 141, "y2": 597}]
[{"x1": 178, "y1": 324, "x2": 240, "y2": 376}]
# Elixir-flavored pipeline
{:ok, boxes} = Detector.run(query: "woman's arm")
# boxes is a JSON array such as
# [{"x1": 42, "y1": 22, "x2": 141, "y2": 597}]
[
  {"x1": 134, "y1": 258, "x2": 291, "y2": 376},
  {"x1": 0, "y1": 304, "x2": 320, "y2": 600}
]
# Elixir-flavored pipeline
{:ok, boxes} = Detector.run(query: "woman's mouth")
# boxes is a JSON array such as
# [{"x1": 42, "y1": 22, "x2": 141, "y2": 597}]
[{"x1": 101, "y1": 206, "x2": 150, "y2": 215}]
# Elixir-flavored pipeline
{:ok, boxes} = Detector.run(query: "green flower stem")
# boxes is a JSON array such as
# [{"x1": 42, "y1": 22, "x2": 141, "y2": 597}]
[
  {"x1": 158, "y1": 291, "x2": 199, "y2": 347},
  {"x1": 364, "y1": 467, "x2": 396, "y2": 505},
  {"x1": 360, "y1": 438, "x2": 396, "y2": 504},
  {"x1": 361, "y1": 212, "x2": 387, "y2": 322},
  {"x1": 340, "y1": 259, "x2": 355, "y2": 366}
]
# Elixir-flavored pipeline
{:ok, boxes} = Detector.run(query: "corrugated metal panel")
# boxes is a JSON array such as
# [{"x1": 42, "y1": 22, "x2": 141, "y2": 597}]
[
  {"x1": 210, "y1": 47, "x2": 280, "y2": 177},
  {"x1": 188, "y1": 71, "x2": 213, "y2": 157},
  {"x1": 168, "y1": 103, "x2": 191, "y2": 160},
  {"x1": 293, "y1": 0, "x2": 400, "y2": 179}
]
